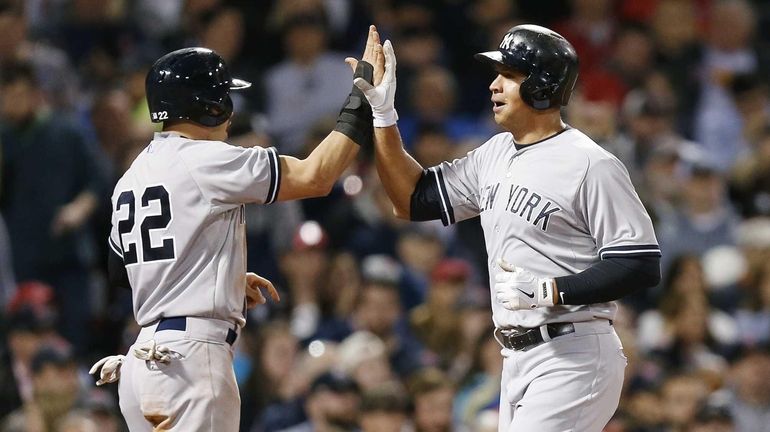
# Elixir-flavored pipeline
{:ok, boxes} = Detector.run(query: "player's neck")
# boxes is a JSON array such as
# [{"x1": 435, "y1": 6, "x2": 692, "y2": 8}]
[
  {"x1": 163, "y1": 122, "x2": 220, "y2": 140},
  {"x1": 508, "y1": 114, "x2": 565, "y2": 145}
]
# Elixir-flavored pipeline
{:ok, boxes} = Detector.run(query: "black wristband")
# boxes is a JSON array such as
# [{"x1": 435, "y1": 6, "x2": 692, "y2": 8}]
[{"x1": 334, "y1": 61, "x2": 374, "y2": 147}]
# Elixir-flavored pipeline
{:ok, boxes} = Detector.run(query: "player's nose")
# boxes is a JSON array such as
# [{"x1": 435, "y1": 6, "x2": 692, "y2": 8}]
[{"x1": 489, "y1": 75, "x2": 503, "y2": 93}]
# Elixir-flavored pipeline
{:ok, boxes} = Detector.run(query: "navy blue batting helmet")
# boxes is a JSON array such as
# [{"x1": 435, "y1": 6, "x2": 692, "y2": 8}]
[
  {"x1": 145, "y1": 47, "x2": 251, "y2": 127},
  {"x1": 475, "y1": 24, "x2": 579, "y2": 110}
]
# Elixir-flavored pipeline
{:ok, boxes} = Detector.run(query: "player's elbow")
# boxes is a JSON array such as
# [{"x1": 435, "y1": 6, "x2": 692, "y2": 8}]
[
  {"x1": 392, "y1": 205, "x2": 410, "y2": 220},
  {"x1": 305, "y1": 175, "x2": 335, "y2": 198}
]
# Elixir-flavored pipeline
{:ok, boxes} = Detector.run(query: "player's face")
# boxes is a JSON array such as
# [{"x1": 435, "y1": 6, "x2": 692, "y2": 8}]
[
  {"x1": 488, "y1": 66, "x2": 527, "y2": 129},
  {"x1": 0, "y1": 79, "x2": 39, "y2": 124}
]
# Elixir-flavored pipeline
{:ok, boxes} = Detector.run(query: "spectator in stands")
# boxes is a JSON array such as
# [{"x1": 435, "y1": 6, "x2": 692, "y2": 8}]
[
  {"x1": 337, "y1": 331, "x2": 396, "y2": 393},
  {"x1": 689, "y1": 397, "x2": 735, "y2": 432},
  {"x1": 280, "y1": 221, "x2": 331, "y2": 341},
  {"x1": 657, "y1": 160, "x2": 740, "y2": 275},
  {"x1": 660, "y1": 374, "x2": 711, "y2": 432},
  {"x1": 359, "y1": 382, "x2": 411, "y2": 432},
  {"x1": 0, "y1": 1, "x2": 79, "y2": 109},
  {"x1": 275, "y1": 372, "x2": 360, "y2": 432},
  {"x1": 263, "y1": 0, "x2": 352, "y2": 155},
  {"x1": 395, "y1": 225, "x2": 447, "y2": 311},
  {"x1": 453, "y1": 326, "x2": 501, "y2": 431},
  {"x1": 580, "y1": 22, "x2": 657, "y2": 108},
  {"x1": 1, "y1": 345, "x2": 81, "y2": 432},
  {"x1": 637, "y1": 255, "x2": 739, "y2": 373},
  {"x1": 0, "y1": 62, "x2": 107, "y2": 352},
  {"x1": 396, "y1": 66, "x2": 493, "y2": 149},
  {"x1": 692, "y1": 0, "x2": 770, "y2": 172},
  {"x1": 410, "y1": 258, "x2": 472, "y2": 366},
  {"x1": 241, "y1": 321, "x2": 302, "y2": 432},
  {"x1": 727, "y1": 350, "x2": 770, "y2": 432},
  {"x1": 733, "y1": 260, "x2": 770, "y2": 348},
  {"x1": 730, "y1": 125, "x2": 770, "y2": 218},
  {"x1": 408, "y1": 368, "x2": 455, "y2": 432}
]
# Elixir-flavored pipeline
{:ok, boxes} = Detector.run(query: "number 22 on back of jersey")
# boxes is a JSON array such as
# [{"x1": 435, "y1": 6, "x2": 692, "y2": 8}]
[{"x1": 115, "y1": 184, "x2": 177, "y2": 265}]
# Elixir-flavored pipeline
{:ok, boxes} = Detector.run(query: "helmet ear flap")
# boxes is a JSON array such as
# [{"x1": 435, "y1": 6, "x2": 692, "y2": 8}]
[{"x1": 519, "y1": 76, "x2": 557, "y2": 110}]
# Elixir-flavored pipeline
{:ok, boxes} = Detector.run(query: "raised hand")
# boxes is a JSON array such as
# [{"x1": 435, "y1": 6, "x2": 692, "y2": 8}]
[
  {"x1": 353, "y1": 39, "x2": 397, "y2": 127},
  {"x1": 345, "y1": 25, "x2": 384, "y2": 86}
]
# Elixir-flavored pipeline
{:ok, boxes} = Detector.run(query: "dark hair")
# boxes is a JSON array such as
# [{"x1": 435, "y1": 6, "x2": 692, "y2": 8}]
[
  {"x1": 360, "y1": 383, "x2": 410, "y2": 414},
  {"x1": 0, "y1": 61, "x2": 38, "y2": 87},
  {"x1": 406, "y1": 367, "x2": 453, "y2": 397},
  {"x1": 31, "y1": 345, "x2": 74, "y2": 374},
  {"x1": 730, "y1": 73, "x2": 765, "y2": 98},
  {"x1": 0, "y1": 0, "x2": 22, "y2": 16}
]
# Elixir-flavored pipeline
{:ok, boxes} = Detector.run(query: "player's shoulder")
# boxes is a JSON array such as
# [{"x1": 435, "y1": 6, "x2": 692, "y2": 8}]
[
  {"x1": 473, "y1": 131, "x2": 514, "y2": 156},
  {"x1": 565, "y1": 128, "x2": 625, "y2": 167}
]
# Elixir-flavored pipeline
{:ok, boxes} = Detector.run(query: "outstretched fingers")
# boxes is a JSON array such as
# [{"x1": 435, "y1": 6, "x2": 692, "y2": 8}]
[{"x1": 383, "y1": 40, "x2": 396, "y2": 84}]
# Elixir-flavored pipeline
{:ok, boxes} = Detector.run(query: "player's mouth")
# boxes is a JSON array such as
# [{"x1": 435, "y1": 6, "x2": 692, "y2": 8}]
[{"x1": 492, "y1": 100, "x2": 506, "y2": 113}]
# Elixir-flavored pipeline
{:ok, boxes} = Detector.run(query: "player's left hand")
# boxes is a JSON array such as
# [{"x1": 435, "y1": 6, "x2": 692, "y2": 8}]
[
  {"x1": 89, "y1": 354, "x2": 126, "y2": 386},
  {"x1": 245, "y1": 272, "x2": 280, "y2": 309},
  {"x1": 494, "y1": 259, "x2": 556, "y2": 310},
  {"x1": 352, "y1": 37, "x2": 398, "y2": 128}
]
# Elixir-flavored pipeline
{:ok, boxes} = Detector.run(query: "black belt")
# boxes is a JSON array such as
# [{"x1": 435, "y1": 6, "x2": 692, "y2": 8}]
[
  {"x1": 497, "y1": 322, "x2": 576, "y2": 351},
  {"x1": 156, "y1": 316, "x2": 238, "y2": 346}
]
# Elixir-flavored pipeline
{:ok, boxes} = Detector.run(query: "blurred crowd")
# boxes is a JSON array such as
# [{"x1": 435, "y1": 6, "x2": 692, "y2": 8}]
[{"x1": 0, "y1": 0, "x2": 769, "y2": 431}]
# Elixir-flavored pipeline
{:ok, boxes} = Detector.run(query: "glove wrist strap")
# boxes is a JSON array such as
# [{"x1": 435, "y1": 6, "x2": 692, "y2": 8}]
[
  {"x1": 537, "y1": 278, "x2": 556, "y2": 307},
  {"x1": 373, "y1": 108, "x2": 398, "y2": 128}
]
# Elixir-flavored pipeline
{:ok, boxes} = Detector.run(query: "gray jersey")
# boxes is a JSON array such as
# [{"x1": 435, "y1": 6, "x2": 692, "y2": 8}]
[
  {"x1": 108, "y1": 132, "x2": 280, "y2": 327},
  {"x1": 433, "y1": 128, "x2": 659, "y2": 328}
]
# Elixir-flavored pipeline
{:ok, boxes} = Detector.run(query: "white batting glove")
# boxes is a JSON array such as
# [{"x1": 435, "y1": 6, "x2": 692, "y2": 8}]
[
  {"x1": 354, "y1": 39, "x2": 398, "y2": 127},
  {"x1": 89, "y1": 354, "x2": 126, "y2": 386},
  {"x1": 494, "y1": 259, "x2": 555, "y2": 310}
]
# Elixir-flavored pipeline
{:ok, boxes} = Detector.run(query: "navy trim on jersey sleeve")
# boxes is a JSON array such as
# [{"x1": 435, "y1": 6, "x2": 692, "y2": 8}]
[
  {"x1": 265, "y1": 147, "x2": 281, "y2": 204},
  {"x1": 433, "y1": 167, "x2": 455, "y2": 226},
  {"x1": 108, "y1": 236, "x2": 123, "y2": 258},
  {"x1": 599, "y1": 244, "x2": 661, "y2": 260}
]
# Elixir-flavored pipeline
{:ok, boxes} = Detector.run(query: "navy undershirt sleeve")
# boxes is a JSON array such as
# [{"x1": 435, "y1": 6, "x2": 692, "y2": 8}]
[
  {"x1": 108, "y1": 247, "x2": 131, "y2": 290},
  {"x1": 555, "y1": 256, "x2": 660, "y2": 305}
]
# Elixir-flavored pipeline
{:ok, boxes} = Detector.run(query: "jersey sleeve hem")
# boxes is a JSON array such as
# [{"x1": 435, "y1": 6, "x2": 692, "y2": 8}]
[
  {"x1": 599, "y1": 244, "x2": 661, "y2": 259},
  {"x1": 265, "y1": 147, "x2": 281, "y2": 204},
  {"x1": 432, "y1": 166, "x2": 456, "y2": 226}
]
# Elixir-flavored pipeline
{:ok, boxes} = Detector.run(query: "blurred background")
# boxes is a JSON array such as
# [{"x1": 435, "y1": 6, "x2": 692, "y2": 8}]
[{"x1": 0, "y1": 0, "x2": 769, "y2": 431}]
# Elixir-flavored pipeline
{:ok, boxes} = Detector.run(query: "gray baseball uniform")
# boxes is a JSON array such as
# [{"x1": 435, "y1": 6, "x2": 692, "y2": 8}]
[
  {"x1": 108, "y1": 132, "x2": 279, "y2": 327},
  {"x1": 431, "y1": 127, "x2": 659, "y2": 430},
  {"x1": 433, "y1": 127, "x2": 659, "y2": 327},
  {"x1": 108, "y1": 131, "x2": 280, "y2": 431}
]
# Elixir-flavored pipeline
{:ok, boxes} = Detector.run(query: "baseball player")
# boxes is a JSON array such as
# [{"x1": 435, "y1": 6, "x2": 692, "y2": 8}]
[
  {"x1": 90, "y1": 26, "x2": 384, "y2": 432},
  {"x1": 351, "y1": 25, "x2": 661, "y2": 431}
]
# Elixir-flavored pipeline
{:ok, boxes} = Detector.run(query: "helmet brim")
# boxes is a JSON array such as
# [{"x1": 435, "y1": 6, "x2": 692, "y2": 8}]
[
  {"x1": 474, "y1": 51, "x2": 505, "y2": 66},
  {"x1": 230, "y1": 78, "x2": 252, "y2": 90}
]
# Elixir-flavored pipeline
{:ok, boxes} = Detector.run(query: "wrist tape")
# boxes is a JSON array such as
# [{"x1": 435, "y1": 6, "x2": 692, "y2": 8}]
[{"x1": 334, "y1": 61, "x2": 374, "y2": 146}]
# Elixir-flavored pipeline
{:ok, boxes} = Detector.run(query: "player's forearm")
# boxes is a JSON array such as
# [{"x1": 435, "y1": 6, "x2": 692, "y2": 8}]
[
  {"x1": 374, "y1": 125, "x2": 423, "y2": 218},
  {"x1": 554, "y1": 256, "x2": 661, "y2": 305},
  {"x1": 280, "y1": 131, "x2": 359, "y2": 200}
]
